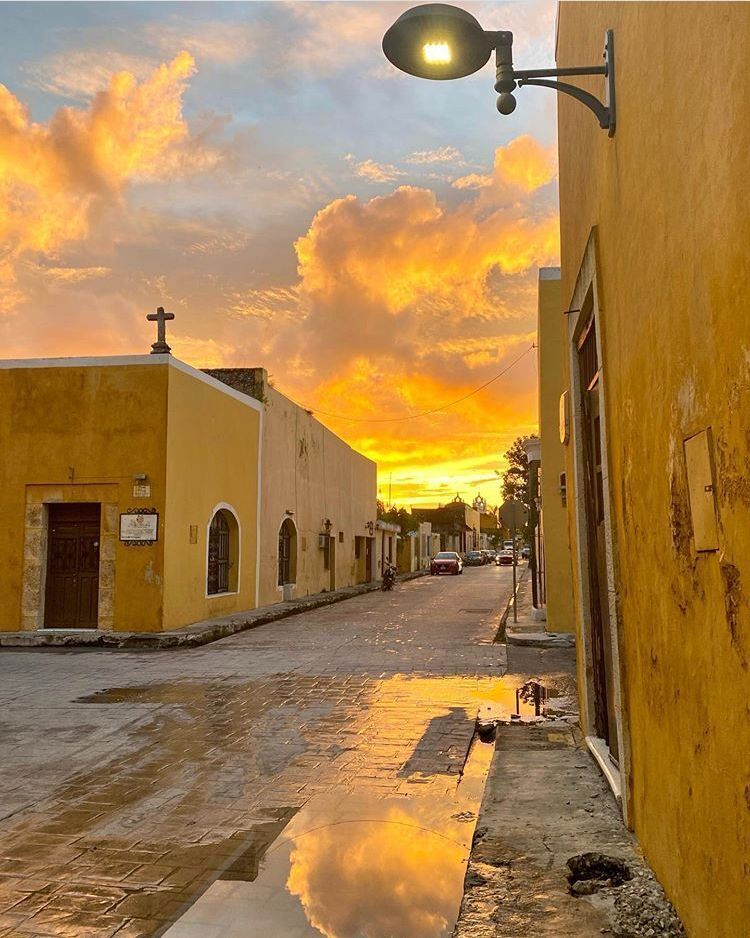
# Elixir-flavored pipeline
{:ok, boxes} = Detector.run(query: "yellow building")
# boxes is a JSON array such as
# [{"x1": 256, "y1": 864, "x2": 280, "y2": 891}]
[
  {"x1": 537, "y1": 268, "x2": 576, "y2": 633},
  {"x1": 205, "y1": 368, "x2": 377, "y2": 605},
  {"x1": 556, "y1": 4, "x2": 750, "y2": 934},
  {"x1": 0, "y1": 356, "x2": 377, "y2": 634}
]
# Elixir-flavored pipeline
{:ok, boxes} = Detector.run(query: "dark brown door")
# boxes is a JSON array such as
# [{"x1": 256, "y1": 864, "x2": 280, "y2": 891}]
[
  {"x1": 578, "y1": 317, "x2": 620, "y2": 762},
  {"x1": 44, "y1": 503, "x2": 100, "y2": 629},
  {"x1": 365, "y1": 537, "x2": 373, "y2": 582}
]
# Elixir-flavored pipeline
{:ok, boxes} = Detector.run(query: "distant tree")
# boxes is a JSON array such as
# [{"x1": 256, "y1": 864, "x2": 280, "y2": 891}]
[
  {"x1": 499, "y1": 436, "x2": 533, "y2": 542},
  {"x1": 501, "y1": 436, "x2": 532, "y2": 509},
  {"x1": 377, "y1": 504, "x2": 419, "y2": 533}
]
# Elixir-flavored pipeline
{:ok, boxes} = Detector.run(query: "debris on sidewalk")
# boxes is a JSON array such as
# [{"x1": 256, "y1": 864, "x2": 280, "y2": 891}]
[{"x1": 453, "y1": 721, "x2": 685, "y2": 937}]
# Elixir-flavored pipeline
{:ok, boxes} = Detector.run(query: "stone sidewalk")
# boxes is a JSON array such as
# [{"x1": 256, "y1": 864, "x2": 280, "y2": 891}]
[
  {"x1": 503, "y1": 568, "x2": 576, "y2": 649},
  {"x1": 0, "y1": 572, "x2": 427, "y2": 650},
  {"x1": 454, "y1": 609, "x2": 685, "y2": 938}
]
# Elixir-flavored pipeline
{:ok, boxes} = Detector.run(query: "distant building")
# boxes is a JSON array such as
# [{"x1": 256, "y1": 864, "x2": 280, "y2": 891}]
[
  {"x1": 411, "y1": 496, "x2": 480, "y2": 554},
  {"x1": 0, "y1": 356, "x2": 377, "y2": 634}
]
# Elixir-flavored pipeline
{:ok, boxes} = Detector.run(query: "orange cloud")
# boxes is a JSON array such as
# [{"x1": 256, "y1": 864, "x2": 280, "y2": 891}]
[
  {"x1": 272, "y1": 158, "x2": 556, "y2": 505},
  {"x1": 0, "y1": 51, "x2": 208, "y2": 310},
  {"x1": 453, "y1": 133, "x2": 557, "y2": 194},
  {"x1": 286, "y1": 802, "x2": 466, "y2": 938},
  {"x1": 295, "y1": 184, "x2": 558, "y2": 321}
]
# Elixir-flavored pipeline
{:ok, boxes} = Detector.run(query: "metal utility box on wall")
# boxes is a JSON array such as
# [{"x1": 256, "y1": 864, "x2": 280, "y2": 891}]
[{"x1": 684, "y1": 428, "x2": 719, "y2": 552}]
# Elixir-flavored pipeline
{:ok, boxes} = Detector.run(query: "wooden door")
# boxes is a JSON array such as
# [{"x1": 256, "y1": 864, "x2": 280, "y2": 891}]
[
  {"x1": 578, "y1": 319, "x2": 619, "y2": 760},
  {"x1": 365, "y1": 537, "x2": 373, "y2": 582},
  {"x1": 44, "y1": 503, "x2": 100, "y2": 629}
]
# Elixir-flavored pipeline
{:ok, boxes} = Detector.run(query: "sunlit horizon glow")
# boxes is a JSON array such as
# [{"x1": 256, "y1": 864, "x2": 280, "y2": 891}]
[{"x1": 0, "y1": 0, "x2": 559, "y2": 509}]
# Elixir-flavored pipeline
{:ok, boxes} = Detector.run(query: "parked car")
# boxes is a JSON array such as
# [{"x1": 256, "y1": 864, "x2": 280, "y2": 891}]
[
  {"x1": 464, "y1": 550, "x2": 484, "y2": 567},
  {"x1": 480, "y1": 549, "x2": 493, "y2": 564},
  {"x1": 496, "y1": 549, "x2": 516, "y2": 566},
  {"x1": 430, "y1": 551, "x2": 464, "y2": 575},
  {"x1": 486, "y1": 549, "x2": 498, "y2": 562}
]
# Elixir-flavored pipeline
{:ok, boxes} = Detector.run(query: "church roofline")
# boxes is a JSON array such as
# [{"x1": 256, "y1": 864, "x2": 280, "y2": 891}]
[{"x1": 0, "y1": 354, "x2": 264, "y2": 415}]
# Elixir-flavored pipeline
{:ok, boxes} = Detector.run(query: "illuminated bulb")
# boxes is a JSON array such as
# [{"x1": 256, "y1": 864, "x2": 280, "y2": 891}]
[{"x1": 423, "y1": 42, "x2": 451, "y2": 65}]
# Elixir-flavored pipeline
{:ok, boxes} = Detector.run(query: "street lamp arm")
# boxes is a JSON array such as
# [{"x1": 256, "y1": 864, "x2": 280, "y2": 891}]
[
  {"x1": 495, "y1": 29, "x2": 615, "y2": 136},
  {"x1": 513, "y1": 65, "x2": 607, "y2": 80},
  {"x1": 516, "y1": 77, "x2": 611, "y2": 131}
]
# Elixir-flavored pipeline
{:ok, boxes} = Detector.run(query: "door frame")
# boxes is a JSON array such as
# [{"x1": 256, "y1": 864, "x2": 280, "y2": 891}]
[
  {"x1": 566, "y1": 229, "x2": 631, "y2": 824},
  {"x1": 21, "y1": 485, "x2": 118, "y2": 632}
]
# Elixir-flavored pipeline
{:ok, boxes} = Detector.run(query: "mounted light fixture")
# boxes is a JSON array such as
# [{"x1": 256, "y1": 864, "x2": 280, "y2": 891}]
[{"x1": 382, "y1": 3, "x2": 616, "y2": 135}]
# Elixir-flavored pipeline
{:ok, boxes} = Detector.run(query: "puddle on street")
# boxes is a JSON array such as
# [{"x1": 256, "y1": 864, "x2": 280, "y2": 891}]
[{"x1": 162, "y1": 738, "x2": 494, "y2": 938}]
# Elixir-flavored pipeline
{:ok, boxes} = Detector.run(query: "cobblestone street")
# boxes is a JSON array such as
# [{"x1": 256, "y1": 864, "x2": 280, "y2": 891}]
[{"x1": 0, "y1": 566, "x2": 561, "y2": 937}]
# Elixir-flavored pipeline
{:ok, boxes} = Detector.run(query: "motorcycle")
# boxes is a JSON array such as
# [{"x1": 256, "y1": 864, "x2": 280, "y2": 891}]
[{"x1": 381, "y1": 561, "x2": 396, "y2": 591}]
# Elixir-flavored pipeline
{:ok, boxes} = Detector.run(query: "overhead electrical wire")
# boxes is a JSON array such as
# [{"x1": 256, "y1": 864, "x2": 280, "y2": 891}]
[{"x1": 284, "y1": 344, "x2": 536, "y2": 423}]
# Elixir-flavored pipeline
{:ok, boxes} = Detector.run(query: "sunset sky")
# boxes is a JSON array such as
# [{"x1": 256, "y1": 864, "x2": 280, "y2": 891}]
[{"x1": 0, "y1": 0, "x2": 560, "y2": 508}]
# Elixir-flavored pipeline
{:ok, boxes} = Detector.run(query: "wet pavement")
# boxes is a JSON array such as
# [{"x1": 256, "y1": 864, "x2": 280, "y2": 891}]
[{"x1": 0, "y1": 565, "x2": 573, "y2": 937}]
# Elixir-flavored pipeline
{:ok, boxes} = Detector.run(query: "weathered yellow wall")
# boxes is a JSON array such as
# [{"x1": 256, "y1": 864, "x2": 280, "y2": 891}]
[
  {"x1": 162, "y1": 365, "x2": 261, "y2": 629},
  {"x1": 538, "y1": 270, "x2": 576, "y2": 633},
  {"x1": 0, "y1": 362, "x2": 168, "y2": 632},
  {"x1": 257, "y1": 380, "x2": 377, "y2": 606},
  {"x1": 557, "y1": 4, "x2": 750, "y2": 933}
]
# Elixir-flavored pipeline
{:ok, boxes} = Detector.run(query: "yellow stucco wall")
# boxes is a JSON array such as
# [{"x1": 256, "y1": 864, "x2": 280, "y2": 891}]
[
  {"x1": 557, "y1": 4, "x2": 750, "y2": 934},
  {"x1": 257, "y1": 380, "x2": 377, "y2": 606},
  {"x1": 162, "y1": 364, "x2": 261, "y2": 629},
  {"x1": 538, "y1": 270, "x2": 576, "y2": 633},
  {"x1": 0, "y1": 361, "x2": 168, "y2": 632}
]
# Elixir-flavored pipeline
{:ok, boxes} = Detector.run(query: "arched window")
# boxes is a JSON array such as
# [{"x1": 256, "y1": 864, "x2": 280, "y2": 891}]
[
  {"x1": 207, "y1": 507, "x2": 240, "y2": 595},
  {"x1": 278, "y1": 517, "x2": 297, "y2": 586}
]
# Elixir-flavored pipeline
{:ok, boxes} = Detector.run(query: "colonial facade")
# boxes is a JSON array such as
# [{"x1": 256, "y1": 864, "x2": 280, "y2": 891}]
[
  {"x1": 536, "y1": 268, "x2": 575, "y2": 633},
  {"x1": 411, "y1": 497, "x2": 480, "y2": 554},
  {"x1": 205, "y1": 368, "x2": 377, "y2": 606},
  {"x1": 556, "y1": 4, "x2": 750, "y2": 934},
  {"x1": 0, "y1": 356, "x2": 377, "y2": 634}
]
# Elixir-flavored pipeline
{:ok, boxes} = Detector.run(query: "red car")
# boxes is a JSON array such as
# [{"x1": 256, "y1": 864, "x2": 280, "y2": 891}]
[{"x1": 430, "y1": 551, "x2": 464, "y2": 575}]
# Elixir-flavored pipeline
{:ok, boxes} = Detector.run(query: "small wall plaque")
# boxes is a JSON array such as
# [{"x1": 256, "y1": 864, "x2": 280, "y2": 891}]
[
  {"x1": 133, "y1": 482, "x2": 152, "y2": 498},
  {"x1": 120, "y1": 509, "x2": 158, "y2": 544}
]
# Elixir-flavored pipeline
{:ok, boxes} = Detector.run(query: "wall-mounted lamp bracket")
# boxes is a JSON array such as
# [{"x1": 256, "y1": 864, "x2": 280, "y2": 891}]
[{"x1": 494, "y1": 29, "x2": 616, "y2": 136}]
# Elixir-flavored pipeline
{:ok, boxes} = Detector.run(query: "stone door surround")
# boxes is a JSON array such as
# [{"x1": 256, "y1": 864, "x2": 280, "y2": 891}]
[{"x1": 22, "y1": 484, "x2": 118, "y2": 631}]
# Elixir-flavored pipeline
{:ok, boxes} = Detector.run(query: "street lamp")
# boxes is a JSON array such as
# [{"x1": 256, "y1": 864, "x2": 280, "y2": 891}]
[{"x1": 382, "y1": 3, "x2": 616, "y2": 135}]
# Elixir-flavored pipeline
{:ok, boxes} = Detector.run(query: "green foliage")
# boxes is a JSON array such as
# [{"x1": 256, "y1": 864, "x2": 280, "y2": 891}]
[
  {"x1": 502, "y1": 436, "x2": 532, "y2": 509},
  {"x1": 377, "y1": 503, "x2": 419, "y2": 533},
  {"x1": 501, "y1": 436, "x2": 533, "y2": 540}
]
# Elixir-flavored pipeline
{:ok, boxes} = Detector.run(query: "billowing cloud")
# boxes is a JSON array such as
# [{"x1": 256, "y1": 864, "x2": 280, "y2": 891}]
[
  {"x1": 286, "y1": 802, "x2": 466, "y2": 938},
  {"x1": 453, "y1": 134, "x2": 557, "y2": 194},
  {"x1": 0, "y1": 51, "x2": 213, "y2": 311}
]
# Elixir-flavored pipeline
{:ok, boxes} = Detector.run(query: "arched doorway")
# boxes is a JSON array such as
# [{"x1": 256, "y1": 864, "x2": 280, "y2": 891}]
[{"x1": 278, "y1": 517, "x2": 297, "y2": 587}]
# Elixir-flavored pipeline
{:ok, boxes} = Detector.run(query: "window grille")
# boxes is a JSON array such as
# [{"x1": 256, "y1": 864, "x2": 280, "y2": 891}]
[{"x1": 207, "y1": 512, "x2": 230, "y2": 594}]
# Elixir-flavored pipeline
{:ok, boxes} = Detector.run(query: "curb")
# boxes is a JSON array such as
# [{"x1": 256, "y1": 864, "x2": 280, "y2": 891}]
[
  {"x1": 0, "y1": 570, "x2": 428, "y2": 651},
  {"x1": 494, "y1": 567, "x2": 528, "y2": 642}
]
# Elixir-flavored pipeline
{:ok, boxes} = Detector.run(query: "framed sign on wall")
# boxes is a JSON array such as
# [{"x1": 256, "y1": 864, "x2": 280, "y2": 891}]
[{"x1": 120, "y1": 508, "x2": 159, "y2": 545}]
